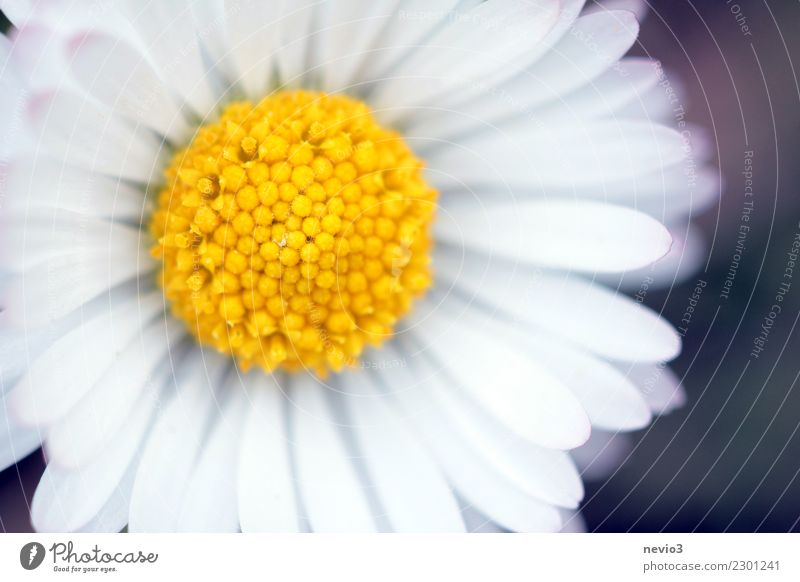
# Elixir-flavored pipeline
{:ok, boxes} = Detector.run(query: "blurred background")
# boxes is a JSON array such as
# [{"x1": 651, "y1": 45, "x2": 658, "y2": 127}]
[{"x1": 1, "y1": 0, "x2": 799, "y2": 532}]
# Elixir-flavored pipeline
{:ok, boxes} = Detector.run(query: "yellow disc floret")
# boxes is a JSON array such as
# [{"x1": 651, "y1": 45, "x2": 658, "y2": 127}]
[{"x1": 150, "y1": 91, "x2": 437, "y2": 375}]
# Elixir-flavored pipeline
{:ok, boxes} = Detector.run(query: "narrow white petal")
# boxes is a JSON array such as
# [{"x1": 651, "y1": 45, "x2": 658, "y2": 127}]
[
  {"x1": 460, "y1": 505, "x2": 505, "y2": 533},
  {"x1": 177, "y1": 388, "x2": 248, "y2": 532},
  {"x1": 223, "y1": 0, "x2": 282, "y2": 99},
  {"x1": 434, "y1": 250, "x2": 682, "y2": 362},
  {"x1": 45, "y1": 317, "x2": 185, "y2": 469},
  {"x1": 355, "y1": 0, "x2": 463, "y2": 85},
  {"x1": 372, "y1": 343, "x2": 584, "y2": 508},
  {"x1": 426, "y1": 121, "x2": 689, "y2": 188},
  {"x1": 404, "y1": 302, "x2": 590, "y2": 449},
  {"x1": 406, "y1": 57, "x2": 660, "y2": 142},
  {"x1": 371, "y1": 0, "x2": 560, "y2": 124},
  {"x1": 434, "y1": 200, "x2": 673, "y2": 272},
  {"x1": 345, "y1": 384, "x2": 466, "y2": 532},
  {"x1": 522, "y1": 335, "x2": 652, "y2": 431},
  {"x1": 1, "y1": 232, "x2": 155, "y2": 327},
  {"x1": 31, "y1": 400, "x2": 150, "y2": 532},
  {"x1": 571, "y1": 428, "x2": 633, "y2": 481},
  {"x1": 128, "y1": 350, "x2": 229, "y2": 532},
  {"x1": 417, "y1": 9, "x2": 639, "y2": 137},
  {"x1": 387, "y1": 379, "x2": 563, "y2": 532},
  {"x1": 273, "y1": 0, "x2": 317, "y2": 87},
  {"x1": 515, "y1": 58, "x2": 662, "y2": 126},
  {"x1": 0, "y1": 213, "x2": 148, "y2": 273},
  {"x1": 291, "y1": 374, "x2": 376, "y2": 532},
  {"x1": 559, "y1": 508, "x2": 587, "y2": 533},
  {"x1": 585, "y1": 0, "x2": 648, "y2": 21},
  {"x1": 315, "y1": 0, "x2": 401, "y2": 93},
  {"x1": 68, "y1": 32, "x2": 192, "y2": 143},
  {"x1": 7, "y1": 24, "x2": 73, "y2": 92},
  {"x1": 76, "y1": 466, "x2": 136, "y2": 533},
  {"x1": 606, "y1": 226, "x2": 707, "y2": 290},
  {"x1": 0, "y1": 35, "x2": 28, "y2": 161},
  {"x1": 0, "y1": 392, "x2": 42, "y2": 472},
  {"x1": 2, "y1": 157, "x2": 147, "y2": 222},
  {"x1": 619, "y1": 362, "x2": 687, "y2": 415},
  {"x1": 10, "y1": 292, "x2": 163, "y2": 426},
  {"x1": 238, "y1": 372, "x2": 300, "y2": 532},
  {"x1": 118, "y1": 0, "x2": 217, "y2": 117},
  {"x1": 524, "y1": 9, "x2": 639, "y2": 99},
  {"x1": 27, "y1": 89, "x2": 166, "y2": 183}
]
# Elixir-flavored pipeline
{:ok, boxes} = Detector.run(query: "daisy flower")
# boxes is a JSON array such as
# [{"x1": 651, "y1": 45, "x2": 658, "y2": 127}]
[{"x1": 0, "y1": 0, "x2": 716, "y2": 532}]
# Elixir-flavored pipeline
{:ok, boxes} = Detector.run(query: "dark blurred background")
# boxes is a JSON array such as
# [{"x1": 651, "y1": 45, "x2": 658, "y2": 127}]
[{"x1": 1, "y1": 0, "x2": 799, "y2": 532}]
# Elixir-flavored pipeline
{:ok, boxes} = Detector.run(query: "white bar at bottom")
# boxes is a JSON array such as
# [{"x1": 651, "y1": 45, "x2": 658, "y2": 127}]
[{"x1": 0, "y1": 533, "x2": 796, "y2": 581}]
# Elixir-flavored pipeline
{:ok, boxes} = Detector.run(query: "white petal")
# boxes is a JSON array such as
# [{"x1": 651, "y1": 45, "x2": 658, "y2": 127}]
[
  {"x1": 345, "y1": 384, "x2": 466, "y2": 532},
  {"x1": 8, "y1": 23, "x2": 74, "y2": 92},
  {"x1": 407, "y1": 57, "x2": 660, "y2": 142},
  {"x1": 76, "y1": 465, "x2": 136, "y2": 533},
  {"x1": 0, "y1": 320, "x2": 73, "y2": 394},
  {"x1": 523, "y1": 58, "x2": 663, "y2": 126},
  {"x1": 291, "y1": 374, "x2": 376, "y2": 532},
  {"x1": 177, "y1": 387, "x2": 248, "y2": 532},
  {"x1": 620, "y1": 362, "x2": 687, "y2": 414},
  {"x1": 1, "y1": 229, "x2": 155, "y2": 327},
  {"x1": 386, "y1": 377, "x2": 563, "y2": 532},
  {"x1": 434, "y1": 200, "x2": 673, "y2": 272},
  {"x1": 355, "y1": 0, "x2": 463, "y2": 86},
  {"x1": 190, "y1": 0, "x2": 232, "y2": 74},
  {"x1": 0, "y1": 392, "x2": 42, "y2": 471},
  {"x1": 27, "y1": 89, "x2": 166, "y2": 183},
  {"x1": 2, "y1": 157, "x2": 147, "y2": 222},
  {"x1": 223, "y1": 0, "x2": 283, "y2": 99},
  {"x1": 273, "y1": 0, "x2": 318, "y2": 87},
  {"x1": 0, "y1": 212, "x2": 148, "y2": 273},
  {"x1": 434, "y1": 249, "x2": 682, "y2": 362},
  {"x1": 315, "y1": 0, "x2": 401, "y2": 93},
  {"x1": 0, "y1": 36, "x2": 30, "y2": 160},
  {"x1": 508, "y1": 10, "x2": 640, "y2": 111},
  {"x1": 522, "y1": 335, "x2": 652, "y2": 431},
  {"x1": 371, "y1": 343, "x2": 584, "y2": 507},
  {"x1": 67, "y1": 32, "x2": 192, "y2": 143},
  {"x1": 606, "y1": 226, "x2": 707, "y2": 290},
  {"x1": 128, "y1": 350, "x2": 229, "y2": 532},
  {"x1": 45, "y1": 317, "x2": 185, "y2": 469},
  {"x1": 493, "y1": 165, "x2": 720, "y2": 219},
  {"x1": 10, "y1": 292, "x2": 164, "y2": 426},
  {"x1": 31, "y1": 398, "x2": 150, "y2": 532},
  {"x1": 585, "y1": 0, "x2": 648, "y2": 21},
  {"x1": 417, "y1": 9, "x2": 639, "y2": 136},
  {"x1": 426, "y1": 121, "x2": 689, "y2": 188},
  {"x1": 460, "y1": 505, "x2": 505, "y2": 533},
  {"x1": 571, "y1": 428, "x2": 633, "y2": 481},
  {"x1": 118, "y1": 0, "x2": 217, "y2": 117},
  {"x1": 237, "y1": 372, "x2": 300, "y2": 532},
  {"x1": 404, "y1": 300, "x2": 590, "y2": 449},
  {"x1": 635, "y1": 174, "x2": 719, "y2": 223},
  {"x1": 559, "y1": 508, "x2": 587, "y2": 532},
  {"x1": 370, "y1": 0, "x2": 561, "y2": 124}
]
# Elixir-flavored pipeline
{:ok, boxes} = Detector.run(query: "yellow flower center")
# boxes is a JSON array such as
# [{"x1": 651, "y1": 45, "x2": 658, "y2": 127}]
[{"x1": 150, "y1": 91, "x2": 437, "y2": 375}]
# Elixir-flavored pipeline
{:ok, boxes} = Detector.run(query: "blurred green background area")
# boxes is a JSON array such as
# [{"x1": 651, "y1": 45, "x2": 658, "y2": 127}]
[{"x1": 1, "y1": 1, "x2": 799, "y2": 532}]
